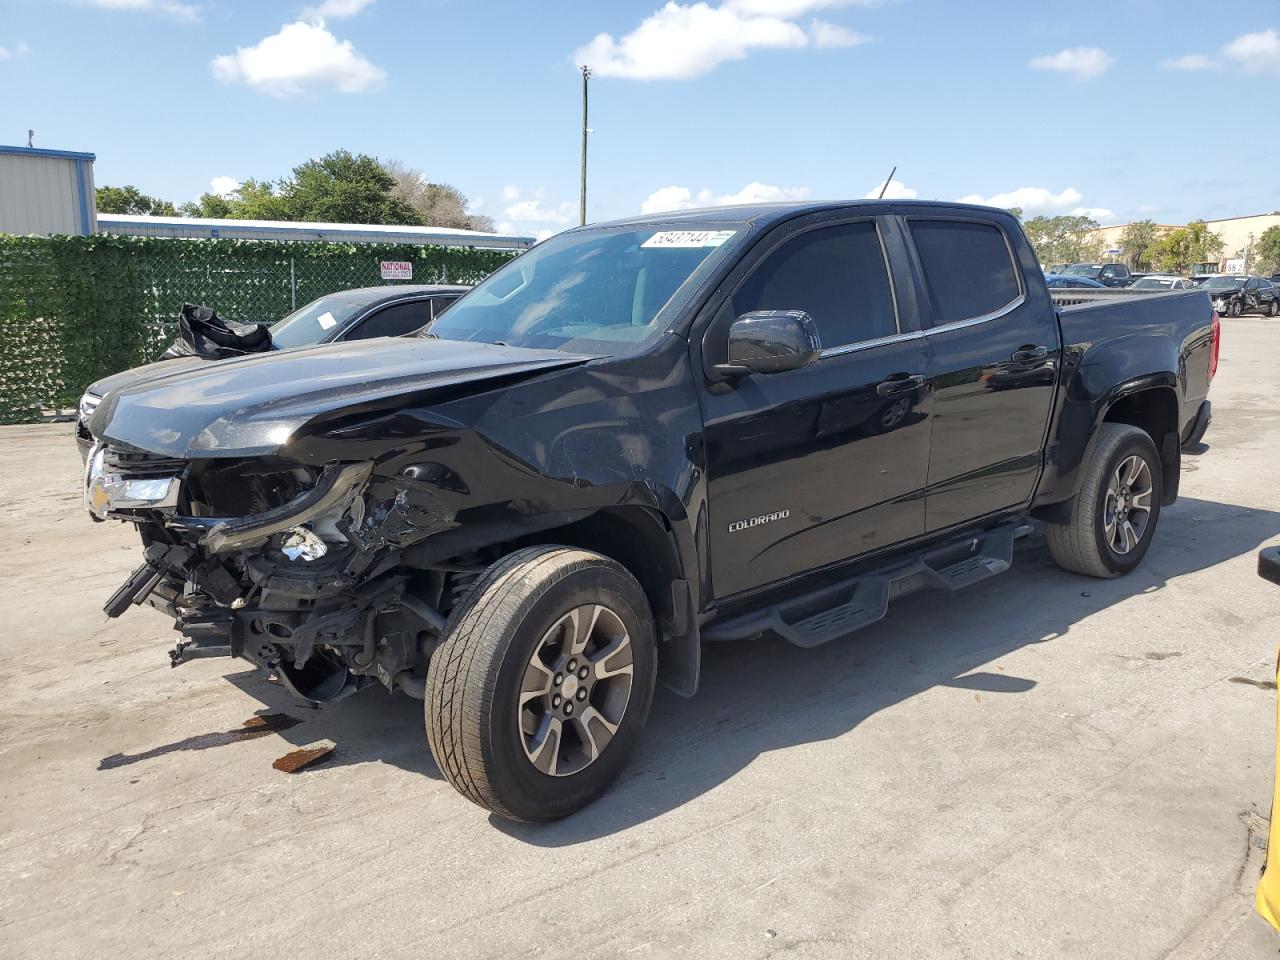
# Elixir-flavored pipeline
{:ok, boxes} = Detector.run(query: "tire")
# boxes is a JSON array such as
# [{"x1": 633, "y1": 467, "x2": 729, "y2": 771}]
[
  {"x1": 1046, "y1": 423, "x2": 1163, "y2": 579},
  {"x1": 1269, "y1": 300, "x2": 1278, "y2": 318},
  {"x1": 1229, "y1": 300, "x2": 1242, "y2": 318},
  {"x1": 425, "y1": 545, "x2": 657, "y2": 822}
]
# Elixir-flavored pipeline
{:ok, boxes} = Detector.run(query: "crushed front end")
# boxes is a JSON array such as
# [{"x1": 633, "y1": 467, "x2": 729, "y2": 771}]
[{"x1": 86, "y1": 440, "x2": 461, "y2": 704}]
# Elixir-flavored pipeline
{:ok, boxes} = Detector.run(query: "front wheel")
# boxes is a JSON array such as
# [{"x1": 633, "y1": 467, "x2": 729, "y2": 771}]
[
  {"x1": 425, "y1": 546, "x2": 657, "y2": 821},
  {"x1": 1230, "y1": 300, "x2": 1243, "y2": 318},
  {"x1": 1047, "y1": 424, "x2": 1163, "y2": 578},
  {"x1": 1269, "y1": 300, "x2": 1278, "y2": 318}
]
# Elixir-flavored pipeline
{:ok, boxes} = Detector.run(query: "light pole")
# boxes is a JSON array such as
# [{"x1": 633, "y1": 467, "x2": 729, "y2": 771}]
[{"x1": 579, "y1": 65, "x2": 591, "y2": 227}]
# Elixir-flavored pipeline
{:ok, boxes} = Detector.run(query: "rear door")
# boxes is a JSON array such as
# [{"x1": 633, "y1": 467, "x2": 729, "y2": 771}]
[
  {"x1": 905, "y1": 216, "x2": 1061, "y2": 531},
  {"x1": 698, "y1": 214, "x2": 933, "y2": 599}
]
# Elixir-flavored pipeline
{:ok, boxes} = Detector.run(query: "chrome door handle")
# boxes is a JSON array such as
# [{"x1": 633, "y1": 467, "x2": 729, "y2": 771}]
[
  {"x1": 876, "y1": 375, "x2": 925, "y2": 397},
  {"x1": 1011, "y1": 346, "x2": 1049, "y2": 363}
]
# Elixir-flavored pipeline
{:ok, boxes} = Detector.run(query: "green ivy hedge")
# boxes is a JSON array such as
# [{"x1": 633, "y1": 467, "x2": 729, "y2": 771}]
[{"x1": 0, "y1": 235, "x2": 515, "y2": 424}]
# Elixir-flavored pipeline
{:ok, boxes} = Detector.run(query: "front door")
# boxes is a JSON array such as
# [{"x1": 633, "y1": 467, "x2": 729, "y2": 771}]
[{"x1": 698, "y1": 217, "x2": 933, "y2": 599}]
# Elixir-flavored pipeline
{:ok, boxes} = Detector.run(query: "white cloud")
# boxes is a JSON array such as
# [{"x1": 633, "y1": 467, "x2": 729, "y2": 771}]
[
  {"x1": 1161, "y1": 53, "x2": 1215, "y2": 71},
  {"x1": 1072, "y1": 206, "x2": 1114, "y2": 221},
  {"x1": 506, "y1": 199, "x2": 576, "y2": 225},
  {"x1": 502, "y1": 187, "x2": 576, "y2": 226},
  {"x1": 88, "y1": 0, "x2": 200, "y2": 21},
  {"x1": 809, "y1": 18, "x2": 869, "y2": 48},
  {"x1": 640, "y1": 181, "x2": 810, "y2": 214},
  {"x1": 0, "y1": 41, "x2": 31, "y2": 60},
  {"x1": 725, "y1": 0, "x2": 881, "y2": 14},
  {"x1": 302, "y1": 0, "x2": 376, "y2": 19},
  {"x1": 211, "y1": 20, "x2": 386, "y2": 97},
  {"x1": 957, "y1": 186, "x2": 1084, "y2": 214},
  {"x1": 573, "y1": 0, "x2": 871, "y2": 80},
  {"x1": 1223, "y1": 29, "x2": 1280, "y2": 75},
  {"x1": 863, "y1": 178, "x2": 916, "y2": 199},
  {"x1": 1029, "y1": 46, "x2": 1113, "y2": 80},
  {"x1": 209, "y1": 176, "x2": 240, "y2": 197}
]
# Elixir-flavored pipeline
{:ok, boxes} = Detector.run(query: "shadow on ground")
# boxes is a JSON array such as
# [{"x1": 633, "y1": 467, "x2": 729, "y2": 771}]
[{"x1": 109, "y1": 495, "x2": 1280, "y2": 839}]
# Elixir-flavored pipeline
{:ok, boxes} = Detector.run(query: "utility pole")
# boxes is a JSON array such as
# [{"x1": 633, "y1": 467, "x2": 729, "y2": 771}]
[{"x1": 579, "y1": 65, "x2": 591, "y2": 227}]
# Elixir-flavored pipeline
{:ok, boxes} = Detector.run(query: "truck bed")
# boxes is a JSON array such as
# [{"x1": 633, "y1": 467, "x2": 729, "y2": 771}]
[{"x1": 1049, "y1": 287, "x2": 1207, "y2": 310}]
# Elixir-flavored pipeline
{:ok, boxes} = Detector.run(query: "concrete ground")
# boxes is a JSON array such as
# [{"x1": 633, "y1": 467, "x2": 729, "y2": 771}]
[{"x1": 3, "y1": 319, "x2": 1280, "y2": 960}]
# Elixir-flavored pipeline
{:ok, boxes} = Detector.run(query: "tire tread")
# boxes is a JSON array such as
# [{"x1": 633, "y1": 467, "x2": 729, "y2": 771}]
[{"x1": 425, "y1": 545, "x2": 648, "y2": 820}]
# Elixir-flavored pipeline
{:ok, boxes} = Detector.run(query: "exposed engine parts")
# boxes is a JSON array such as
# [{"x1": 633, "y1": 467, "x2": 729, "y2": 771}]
[{"x1": 92, "y1": 442, "x2": 467, "y2": 704}]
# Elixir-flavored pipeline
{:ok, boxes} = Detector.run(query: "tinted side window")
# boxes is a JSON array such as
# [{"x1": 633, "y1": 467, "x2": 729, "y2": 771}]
[
  {"x1": 429, "y1": 295, "x2": 460, "y2": 320},
  {"x1": 909, "y1": 220, "x2": 1021, "y2": 324},
  {"x1": 345, "y1": 300, "x2": 432, "y2": 340},
  {"x1": 729, "y1": 221, "x2": 896, "y2": 348}
]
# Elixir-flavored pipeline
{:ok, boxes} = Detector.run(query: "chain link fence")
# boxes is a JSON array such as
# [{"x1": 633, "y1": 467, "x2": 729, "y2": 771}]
[{"x1": 0, "y1": 235, "x2": 516, "y2": 424}]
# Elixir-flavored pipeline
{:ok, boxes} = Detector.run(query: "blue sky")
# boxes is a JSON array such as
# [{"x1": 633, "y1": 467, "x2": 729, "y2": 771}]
[{"x1": 1, "y1": 0, "x2": 1277, "y2": 238}]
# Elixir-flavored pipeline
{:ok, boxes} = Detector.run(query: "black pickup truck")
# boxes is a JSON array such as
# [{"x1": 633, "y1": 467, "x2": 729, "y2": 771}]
[{"x1": 82, "y1": 200, "x2": 1219, "y2": 821}]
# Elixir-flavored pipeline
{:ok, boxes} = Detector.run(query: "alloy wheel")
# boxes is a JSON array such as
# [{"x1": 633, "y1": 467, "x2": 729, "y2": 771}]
[
  {"x1": 518, "y1": 604, "x2": 635, "y2": 777},
  {"x1": 1103, "y1": 454, "x2": 1153, "y2": 556}
]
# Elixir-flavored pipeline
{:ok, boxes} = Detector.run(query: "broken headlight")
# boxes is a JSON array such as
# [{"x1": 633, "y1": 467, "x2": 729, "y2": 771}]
[{"x1": 84, "y1": 443, "x2": 182, "y2": 519}]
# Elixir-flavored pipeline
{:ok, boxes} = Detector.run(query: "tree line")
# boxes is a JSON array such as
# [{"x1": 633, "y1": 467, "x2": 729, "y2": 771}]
[
  {"x1": 95, "y1": 150, "x2": 495, "y2": 233},
  {"x1": 1009, "y1": 208, "x2": 1278, "y2": 276}
]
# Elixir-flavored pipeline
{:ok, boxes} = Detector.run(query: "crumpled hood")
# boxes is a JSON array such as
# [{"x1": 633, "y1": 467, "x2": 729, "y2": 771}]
[{"x1": 90, "y1": 336, "x2": 597, "y2": 458}]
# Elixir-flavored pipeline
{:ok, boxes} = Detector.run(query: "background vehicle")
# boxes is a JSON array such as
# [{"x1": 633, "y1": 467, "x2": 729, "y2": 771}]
[
  {"x1": 1200, "y1": 276, "x2": 1280, "y2": 317},
  {"x1": 1130, "y1": 275, "x2": 1198, "y2": 290},
  {"x1": 76, "y1": 284, "x2": 468, "y2": 458},
  {"x1": 1061, "y1": 262, "x2": 1133, "y2": 286},
  {"x1": 83, "y1": 200, "x2": 1218, "y2": 821},
  {"x1": 1045, "y1": 273, "x2": 1107, "y2": 289}
]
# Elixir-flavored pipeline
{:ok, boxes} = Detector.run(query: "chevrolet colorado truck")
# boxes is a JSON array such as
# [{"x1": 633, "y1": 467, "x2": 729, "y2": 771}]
[{"x1": 82, "y1": 200, "x2": 1219, "y2": 821}]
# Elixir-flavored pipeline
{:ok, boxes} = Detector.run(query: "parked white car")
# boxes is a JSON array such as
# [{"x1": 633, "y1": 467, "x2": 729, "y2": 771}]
[{"x1": 1130, "y1": 275, "x2": 1197, "y2": 290}]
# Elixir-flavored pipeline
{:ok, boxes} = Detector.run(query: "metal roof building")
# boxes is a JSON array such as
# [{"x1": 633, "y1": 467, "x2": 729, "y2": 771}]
[
  {"x1": 0, "y1": 145, "x2": 97, "y2": 236},
  {"x1": 98, "y1": 213, "x2": 535, "y2": 250}
]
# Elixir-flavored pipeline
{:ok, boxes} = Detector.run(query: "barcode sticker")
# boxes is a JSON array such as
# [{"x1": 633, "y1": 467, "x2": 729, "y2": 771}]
[{"x1": 641, "y1": 230, "x2": 737, "y2": 249}]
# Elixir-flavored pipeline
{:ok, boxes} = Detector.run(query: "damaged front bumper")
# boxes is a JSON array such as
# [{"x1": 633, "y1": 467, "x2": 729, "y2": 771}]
[{"x1": 88, "y1": 441, "x2": 459, "y2": 704}]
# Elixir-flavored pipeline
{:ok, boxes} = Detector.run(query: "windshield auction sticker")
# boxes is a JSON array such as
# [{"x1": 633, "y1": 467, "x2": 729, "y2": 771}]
[
  {"x1": 642, "y1": 230, "x2": 737, "y2": 249},
  {"x1": 317, "y1": 311, "x2": 337, "y2": 330}
]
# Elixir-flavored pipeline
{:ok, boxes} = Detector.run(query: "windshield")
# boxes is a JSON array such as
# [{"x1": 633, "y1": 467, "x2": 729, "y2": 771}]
[
  {"x1": 269, "y1": 295, "x2": 365, "y2": 349},
  {"x1": 1202, "y1": 277, "x2": 1244, "y2": 290},
  {"x1": 427, "y1": 223, "x2": 746, "y2": 353},
  {"x1": 1062, "y1": 264, "x2": 1103, "y2": 277},
  {"x1": 1132, "y1": 277, "x2": 1175, "y2": 289}
]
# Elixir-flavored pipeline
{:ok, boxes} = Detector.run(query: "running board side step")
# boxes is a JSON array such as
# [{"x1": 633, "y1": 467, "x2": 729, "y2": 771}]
[{"x1": 701, "y1": 520, "x2": 1033, "y2": 649}]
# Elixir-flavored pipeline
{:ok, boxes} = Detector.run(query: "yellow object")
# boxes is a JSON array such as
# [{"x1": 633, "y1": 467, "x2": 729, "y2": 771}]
[{"x1": 1257, "y1": 653, "x2": 1280, "y2": 931}]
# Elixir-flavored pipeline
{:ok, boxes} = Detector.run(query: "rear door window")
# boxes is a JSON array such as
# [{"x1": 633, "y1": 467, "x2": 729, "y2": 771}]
[
  {"x1": 909, "y1": 219, "x2": 1022, "y2": 325},
  {"x1": 345, "y1": 300, "x2": 433, "y2": 340}
]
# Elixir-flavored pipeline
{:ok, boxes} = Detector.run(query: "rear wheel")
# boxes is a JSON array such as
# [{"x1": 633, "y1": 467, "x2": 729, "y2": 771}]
[
  {"x1": 425, "y1": 545, "x2": 657, "y2": 821},
  {"x1": 1047, "y1": 424, "x2": 1163, "y2": 578}
]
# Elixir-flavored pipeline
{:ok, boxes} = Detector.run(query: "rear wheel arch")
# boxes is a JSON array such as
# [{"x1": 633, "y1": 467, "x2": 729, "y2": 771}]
[{"x1": 1101, "y1": 385, "x2": 1180, "y2": 506}]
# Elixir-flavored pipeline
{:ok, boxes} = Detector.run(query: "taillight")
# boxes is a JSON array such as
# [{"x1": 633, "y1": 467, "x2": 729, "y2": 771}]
[{"x1": 1209, "y1": 311, "x2": 1221, "y2": 380}]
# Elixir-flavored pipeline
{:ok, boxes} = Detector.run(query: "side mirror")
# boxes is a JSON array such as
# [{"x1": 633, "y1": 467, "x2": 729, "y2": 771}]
[{"x1": 714, "y1": 310, "x2": 822, "y2": 378}]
